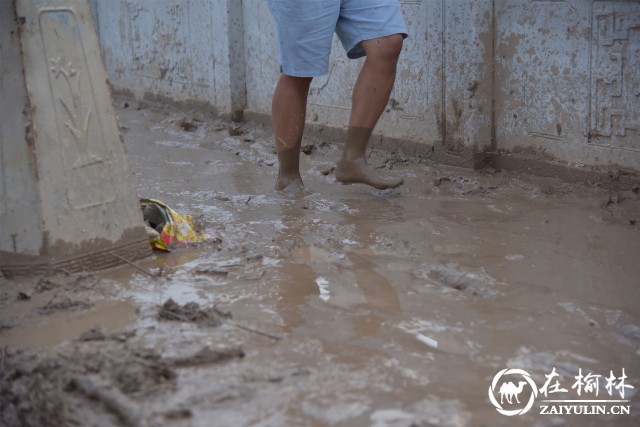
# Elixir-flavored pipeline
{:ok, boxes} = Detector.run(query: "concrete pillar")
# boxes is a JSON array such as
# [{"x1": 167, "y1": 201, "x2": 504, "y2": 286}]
[
  {"x1": 226, "y1": 0, "x2": 247, "y2": 122},
  {"x1": 441, "y1": 0, "x2": 494, "y2": 167},
  {"x1": 0, "y1": 0, "x2": 150, "y2": 276}
]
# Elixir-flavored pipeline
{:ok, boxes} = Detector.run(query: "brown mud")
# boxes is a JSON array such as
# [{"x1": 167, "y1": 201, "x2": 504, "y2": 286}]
[{"x1": 1, "y1": 98, "x2": 639, "y2": 427}]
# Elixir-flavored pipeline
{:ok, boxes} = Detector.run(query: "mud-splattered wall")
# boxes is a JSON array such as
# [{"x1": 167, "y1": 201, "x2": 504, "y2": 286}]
[
  {"x1": 91, "y1": 0, "x2": 640, "y2": 171},
  {"x1": 495, "y1": 0, "x2": 640, "y2": 171},
  {"x1": 92, "y1": 0, "x2": 244, "y2": 118}
]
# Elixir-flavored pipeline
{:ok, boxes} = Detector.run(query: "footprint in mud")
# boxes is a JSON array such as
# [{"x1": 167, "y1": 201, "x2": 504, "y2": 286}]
[
  {"x1": 414, "y1": 263, "x2": 505, "y2": 299},
  {"x1": 302, "y1": 199, "x2": 357, "y2": 213}
]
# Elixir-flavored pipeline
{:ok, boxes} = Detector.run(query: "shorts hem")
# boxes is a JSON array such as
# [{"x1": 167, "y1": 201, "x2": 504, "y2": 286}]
[
  {"x1": 279, "y1": 67, "x2": 328, "y2": 78},
  {"x1": 346, "y1": 30, "x2": 408, "y2": 59}
]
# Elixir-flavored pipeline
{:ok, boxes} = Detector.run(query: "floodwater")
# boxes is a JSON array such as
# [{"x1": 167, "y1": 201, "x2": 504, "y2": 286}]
[{"x1": 1, "y1": 99, "x2": 639, "y2": 427}]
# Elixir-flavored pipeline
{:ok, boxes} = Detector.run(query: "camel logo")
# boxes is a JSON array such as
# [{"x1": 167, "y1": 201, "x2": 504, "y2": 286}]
[{"x1": 488, "y1": 368, "x2": 538, "y2": 416}]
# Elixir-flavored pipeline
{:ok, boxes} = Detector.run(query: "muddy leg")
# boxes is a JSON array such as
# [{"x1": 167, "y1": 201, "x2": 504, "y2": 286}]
[
  {"x1": 335, "y1": 34, "x2": 404, "y2": 190},
  {"x1": 271, "y1": 74, "x2": 312, "y2": 193}
]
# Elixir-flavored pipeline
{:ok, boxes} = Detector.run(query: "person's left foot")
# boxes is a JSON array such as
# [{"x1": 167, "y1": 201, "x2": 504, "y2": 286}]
[{"x1": 335, "y1": 158, "x2": 403, "y2": 190}]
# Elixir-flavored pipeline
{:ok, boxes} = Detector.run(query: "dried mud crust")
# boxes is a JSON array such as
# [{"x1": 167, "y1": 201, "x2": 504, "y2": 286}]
[
  {"x1": 1, "y1": 274, "x2": 245, "y2": 427},
  {"x1": 0, "y1": 341, "x2": 174, "y2": 427},
  {"x1": 0, "y1": 331, "x2": 244, "y2": 427}
]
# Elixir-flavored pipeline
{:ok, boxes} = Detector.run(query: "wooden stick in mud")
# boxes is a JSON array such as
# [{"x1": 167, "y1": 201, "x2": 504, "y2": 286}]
[
  {"x1": 109, "y1": 252, "x2": 156, "y2": 278},
  {"x1": 225, "y1": 320, "x2": 282, "y2": 341}
]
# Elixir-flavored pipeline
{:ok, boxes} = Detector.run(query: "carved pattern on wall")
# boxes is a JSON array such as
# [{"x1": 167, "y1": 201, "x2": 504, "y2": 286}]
[
  {"x1": 39, "y1": 8, "x2": 116, "y2": 209},
  {"x1": 591, "y1": 2, "x2": 640, "y2": 150}
]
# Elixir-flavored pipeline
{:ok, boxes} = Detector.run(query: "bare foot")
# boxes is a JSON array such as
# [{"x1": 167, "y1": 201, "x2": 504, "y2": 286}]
[
  {"x1": 335, "y1": 158, "x2": 403, "y2": 190},
  {"x1": 274, "y1": 175, "x2": 309, "y2": 197}
]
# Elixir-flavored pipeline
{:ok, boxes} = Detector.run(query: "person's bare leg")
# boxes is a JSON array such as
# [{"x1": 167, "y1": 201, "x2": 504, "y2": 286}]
[
  {"x1": 272, "y1": 74, "x2": 313, "y2": 193},
  {"x1": 335, "y1": 34, "x2": 404, "y2": 190}
]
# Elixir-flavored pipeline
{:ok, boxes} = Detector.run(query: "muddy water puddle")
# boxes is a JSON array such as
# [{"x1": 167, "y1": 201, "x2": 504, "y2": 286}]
[{"x1": 1, "y1": 100, "x2": 639, "y2": 426}]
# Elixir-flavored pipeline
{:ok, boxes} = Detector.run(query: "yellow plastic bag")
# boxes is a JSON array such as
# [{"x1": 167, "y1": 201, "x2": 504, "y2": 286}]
[{"x1": 140, "y1": 198, "x2": 207, "y2": 251}]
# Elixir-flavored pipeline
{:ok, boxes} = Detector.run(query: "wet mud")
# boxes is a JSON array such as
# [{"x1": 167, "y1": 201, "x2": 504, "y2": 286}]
[{"x1": 1, "y1": 98, "x2": 639, "y2": 426}]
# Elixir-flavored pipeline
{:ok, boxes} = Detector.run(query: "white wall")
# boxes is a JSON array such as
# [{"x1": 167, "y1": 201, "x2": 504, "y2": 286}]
[{"x1": 91, "y1": 0, "x2": 640, "y2": 171}]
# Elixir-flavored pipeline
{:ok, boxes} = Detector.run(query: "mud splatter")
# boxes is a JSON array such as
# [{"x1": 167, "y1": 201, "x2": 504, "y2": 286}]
[{"x1": 157, "y1": 298, "x2": 231, "y2": 327}]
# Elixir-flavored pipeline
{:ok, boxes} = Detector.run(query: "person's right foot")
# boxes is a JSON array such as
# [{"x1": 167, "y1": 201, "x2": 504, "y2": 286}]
[
  {"x1": 274, "y1": 174, "x2": 307, "y2": 196},
  {"x1": 335, "y1": 158, "x2": 403, "y2": 190},
  {"x1": 274, "y1": 147, "x2": 309, "y2": 196}
]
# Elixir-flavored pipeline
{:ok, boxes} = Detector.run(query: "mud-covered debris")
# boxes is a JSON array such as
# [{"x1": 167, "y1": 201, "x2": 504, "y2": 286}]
[
  {"x1": 416, "y1": 264, "x2": 504, "y2": 299},
  {"x1": 191, "y1": 213, "x2": 223, "y2": 242},
  {"x1": 69, "y1": 273, "x2": 98, "y2": 290},
  {"x1": 483, "y1": 167, "x2": 502, "y2": 175},
  {"x1": 193, "y1": 257, "x2": 247, "y2": 276},
  {"x1": 38, "y1": 295, "x2": 94, "y2": 315},
  {"x1": 302, "y1": 143, "x2": 315, "y2": 155},
  {"x1": 34, "y1": 278, "x2": 60, "y2": 293},
  {"x1": 109, "y1": 330, "x2": 137, "y2": 343},
  {"x1": 463, "y1": 185, "x2": 497, "y2": 195},
  {"x1": 0, "y1": 351, "x2": 67, "y2": 427},
  {"x1": 243, "y1": 367, "x2": 311, "y2": 384},
  {"x1": 320, "y1": 166, "x2": 335, "y2": 176},
  {"x1": 163, "y1": 408, "x2": 193, "y2": 420},
  {"x1": 157, "y1": 298, "x2": 232, "y2": 327},
  {"x1": 16, "y1": 290, "x2": 32, "y2": 301},
  {"x1": 603, "y1": 190, "x2": 640, "y2": 224},
  {"x1": 77, "y1": 326, "x2": 106, "y2": 342},
  {"x1": 604, "y1": 190, "x2": 639, "y2": 207},
  {"x1": 179, "y1": 118, "x2": 200, "y2": 132},
  {"x1": 258, "y1": 157, "x2": 276, "y2": 167},
  {"x1": 170, "y1": 346, "x2": 245, "y2": 367},
  {"x1": 228, "y1": 124, "x2": 244, "y2": 136},
  {"x1": 433, "y1": 176, "x2": 450, "y2": 187},
  {"x1": 193, "y1": 267, "x2": 229, "y2": 277},
  {"x1": 114, "y1": 361, "x2": 173, "y2": 397},
  {"x1": 69, "y1": 375, "x2": 146, "y2": 427},
  {"x1": 246, "y1": 253, "x2": 264, "y2": 262}
]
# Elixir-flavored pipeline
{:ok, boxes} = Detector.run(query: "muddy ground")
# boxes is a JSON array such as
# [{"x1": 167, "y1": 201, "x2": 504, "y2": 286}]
[{"x1": 1, "y1": 98, "x2": 639, "y2": 427}]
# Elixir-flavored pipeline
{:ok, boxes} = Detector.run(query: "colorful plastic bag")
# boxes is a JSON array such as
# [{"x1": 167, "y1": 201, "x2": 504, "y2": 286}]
[{"x1": 140, "y1": 198, "x2": 207, "y2": 251}]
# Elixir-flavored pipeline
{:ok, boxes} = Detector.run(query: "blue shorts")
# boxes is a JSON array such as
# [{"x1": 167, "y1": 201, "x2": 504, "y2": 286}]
[{"x1": 268, "y1": 0, "x2": 408, "y2": 77}]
